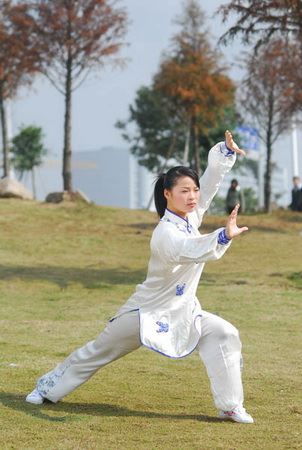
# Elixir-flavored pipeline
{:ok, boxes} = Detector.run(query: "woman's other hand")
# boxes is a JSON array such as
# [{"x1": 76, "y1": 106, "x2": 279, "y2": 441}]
[{"x1": 225, "y1": 204, "x2": 248, "y2": 239}]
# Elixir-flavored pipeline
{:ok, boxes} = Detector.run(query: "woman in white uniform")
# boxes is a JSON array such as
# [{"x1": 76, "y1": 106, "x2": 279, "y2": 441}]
[{"x1": 26, "y1": 131, "x2": 254, "y2": 424}]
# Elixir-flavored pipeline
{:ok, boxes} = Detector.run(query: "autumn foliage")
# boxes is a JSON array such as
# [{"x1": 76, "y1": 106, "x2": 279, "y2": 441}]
[
  {"x1": 117, "y1": 1, "x2": 237, "y2": 177},
  {"x1": 154, "y1": 1, "x2": 235, "y2": 174},
  {"x1": 0, "y1": 0, "x2": 40, "y2": 176},
  {"x1": 219, "y1": 0, "x2": 302, "y2": 46},
  {"x1": 0, "y1": 0, "x2": 128, "y2": 186},
  {"x1": 30, "y1": 0, "x2": 128, "y2": 191},
  {"x1": 218, "y1": 0, "x2": 302, "y2": 112},
  {"x1": 240, "y1": 39, "x2": 299, "y2": 212},
  {"x1": 154, "y1": 47, "x2": 234, "y2": 133},
  {"x1": 218, "y1": 0, "x2": 302, "y2": 211},
  {"x1": 31, "y1": 0, "x2": 128, "y2": 92}
]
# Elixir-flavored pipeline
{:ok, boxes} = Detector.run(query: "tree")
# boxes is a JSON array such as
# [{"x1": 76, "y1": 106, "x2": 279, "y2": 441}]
[
  {"x1": 31, "y1": 0, "x2": 128, "y2": 192},
  {"x1": 198, "y1": 104, "x2": 240, "y2": 172},
  {"x1": 116, "y1": 85, "x2": 186, "y2": 174},
  {"x1": 11, "y1": 125, "x2": 47, "y2": 199},
  {"x1": 243, "y1": 188, "x2": 258, "y2": 214},
  {"x1": 154, "y1": 0, "x2": 235, "y2": 175},
  {"x1": 218, "y1": 0, "x2": 302, "y2": 46},
  {"x1": 117, "y1": 85, "x2": 239, "y2": 174},
  {"x1": 218, "y1": 0, "x2": 302, "y2": 109},
  {"x1": 118, "y1": 1, "x2": 238, "y2": 178},
  {"x1": 239, "y1": 39, "x2": 298, "y2": 212},
  {"x1": 0, "y1": 1, "x2": 41, "y2": 178}
]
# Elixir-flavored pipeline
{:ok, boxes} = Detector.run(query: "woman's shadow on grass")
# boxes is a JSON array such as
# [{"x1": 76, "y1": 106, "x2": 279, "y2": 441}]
[
  {"x1": 0, "y1": 264, "x2": 145, "y2": 288},
  {"x1": 0, "y1": 392, "x2": 223, "y2": 424}
]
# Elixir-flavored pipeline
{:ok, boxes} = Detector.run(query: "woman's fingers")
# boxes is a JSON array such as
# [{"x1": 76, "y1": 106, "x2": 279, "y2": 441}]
[
  {"x1": 226, "y1": 204, "x2": 249, "y2": 238},
  {"x1": 235, "y1": 148, "x2": 247, "y2": 157},
  {"x1": 240, "y1": 226, "x2": 249, "y2": 233},
  {"x1": 228, "y1": 204, "x2": 239, "y2": 222},
  {"x1": 225, "y1": 130, "x2": 246, "y2": 157},
  {"x1": 231, "y1": 204, "x2": 240, "y2": 215}
]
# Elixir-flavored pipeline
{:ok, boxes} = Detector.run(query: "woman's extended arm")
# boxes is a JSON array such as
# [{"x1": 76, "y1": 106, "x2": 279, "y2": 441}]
[
  {"x1": 157, "y1": 205, "x2": 247, "y2": 265},
  {"x1": 192, "y1": 131, "x2": 245, "y2": 227}
]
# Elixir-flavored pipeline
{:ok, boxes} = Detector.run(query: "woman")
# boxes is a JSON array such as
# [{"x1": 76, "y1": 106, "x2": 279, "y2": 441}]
[{"x1": 26, "y1": 131, "x2": 253, "y2": 424}]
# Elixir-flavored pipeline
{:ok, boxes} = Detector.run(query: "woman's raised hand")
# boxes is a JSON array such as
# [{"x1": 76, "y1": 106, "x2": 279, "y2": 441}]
[
  {"x1": 225, "y1": 204, "x2": 248, "y2": 239},
  {"x1": 225, "y1": 130, "x2": 246, "y2": 157}
]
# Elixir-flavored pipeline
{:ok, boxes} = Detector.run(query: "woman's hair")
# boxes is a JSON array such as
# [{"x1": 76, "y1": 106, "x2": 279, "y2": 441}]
[{"x1": 154, "y1": 166, "x2": 200, "y2": 218}]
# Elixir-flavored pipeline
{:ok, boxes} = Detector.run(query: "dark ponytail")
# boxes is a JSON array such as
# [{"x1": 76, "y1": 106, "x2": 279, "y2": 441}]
[
  {"x1": 154, "y1": 173, "x2": 167, "y2": 218},
  {"x1": 154, "y1": 166, "x2": 200, "y2": 218}
]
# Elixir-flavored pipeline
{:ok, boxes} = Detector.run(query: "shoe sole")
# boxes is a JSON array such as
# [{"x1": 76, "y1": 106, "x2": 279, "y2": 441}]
[
  {"x1": 219, "y1": 414, "x2": 254, "y2": 424},
  {"x1": 26, "y1": 396, "x2": 44, "y2": 405}
]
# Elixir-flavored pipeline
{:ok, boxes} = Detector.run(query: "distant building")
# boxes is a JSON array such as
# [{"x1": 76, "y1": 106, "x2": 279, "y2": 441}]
[
  {"x1": 72, "y1": 147, "x2": 154, "y2": 209},
  {"x1": 12, "y1": 147, "x2": 154, "y2": 209}
]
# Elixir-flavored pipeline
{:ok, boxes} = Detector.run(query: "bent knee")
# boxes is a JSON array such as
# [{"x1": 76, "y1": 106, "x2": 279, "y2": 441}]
[{"x1": 217, "y1": 321, "x2": 241, "y2": 346}]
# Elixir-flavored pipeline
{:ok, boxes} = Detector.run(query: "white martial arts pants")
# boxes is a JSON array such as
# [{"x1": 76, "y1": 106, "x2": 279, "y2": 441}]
[{"x1": 36, "y1": 310, "x2": 243, "y2": 411}]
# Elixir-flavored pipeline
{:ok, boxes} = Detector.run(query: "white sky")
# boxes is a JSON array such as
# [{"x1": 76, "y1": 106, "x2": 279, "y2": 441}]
[{"x1": 11, "y1": 0, "x2": 242, "y2": 157}]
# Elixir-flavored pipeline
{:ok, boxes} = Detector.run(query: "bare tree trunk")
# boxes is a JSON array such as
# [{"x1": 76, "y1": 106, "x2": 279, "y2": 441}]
[
  {"x1": 183, "y1": 122, "x2": 190, "y2": 165},
  {"x1": 264, "y1": 94, "x2": 274, "y2": 213},
  {"x1": 0, "y1": 84, "x2": 9, "y2": 178},
  {"x1": 191, "y1": 115, "x2": 200, "y2": 176},
  {"x1": 146, "y1": 133, "x2": 176, "y2": 210},
  {"x1": 63, "y1": 51, "x2": 73, "y2": 192},
  {"x1": 264, "y1": 137, "x2": 273, "y2": 213},
  {"x1": 264, "y1": 141, "x2": 272, "y2": 213},
  {"x1": 31, "y1": 167, "x2": 36, "y2": 200}
]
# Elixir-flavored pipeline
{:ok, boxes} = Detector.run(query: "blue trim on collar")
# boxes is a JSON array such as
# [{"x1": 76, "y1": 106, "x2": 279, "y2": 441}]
[
  {"x1": 166, "y1": 208, "x2": 189, "y2": 224},
  {"x1": 165, "y1": 208, "x2": 192, "y2": 233}
]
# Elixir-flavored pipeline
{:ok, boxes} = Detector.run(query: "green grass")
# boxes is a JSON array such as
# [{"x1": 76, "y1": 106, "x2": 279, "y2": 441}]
[{"x1": 0, "y1": 200, "x2": 301, "y2": 449}]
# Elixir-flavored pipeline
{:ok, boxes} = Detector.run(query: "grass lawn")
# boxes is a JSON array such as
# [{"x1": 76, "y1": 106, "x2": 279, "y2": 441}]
[{"x1": 0, "y1": 199, "x2": 301, "y2": 450}]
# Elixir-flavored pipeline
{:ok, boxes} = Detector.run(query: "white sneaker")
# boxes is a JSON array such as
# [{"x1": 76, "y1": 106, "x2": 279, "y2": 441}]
[
  {"x1": 219, "y1": 406, "x2": 254, "y2": 424},
  {"x1": 26, "y1": 388, "x2": 45, "y2": 405}
]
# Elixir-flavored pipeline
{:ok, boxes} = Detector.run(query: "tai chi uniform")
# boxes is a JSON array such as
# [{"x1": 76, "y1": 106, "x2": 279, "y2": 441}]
[{"x1": 34, "y1": 141, "x2": 244, "y2": 411}]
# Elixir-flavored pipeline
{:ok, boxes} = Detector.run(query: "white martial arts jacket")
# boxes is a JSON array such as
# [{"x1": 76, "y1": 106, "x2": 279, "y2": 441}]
[{"x1": 113, "y1": 141, "x2": 236, "y2": 358}]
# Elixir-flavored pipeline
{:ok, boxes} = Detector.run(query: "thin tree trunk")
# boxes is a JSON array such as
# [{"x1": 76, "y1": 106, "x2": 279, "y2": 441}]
[
  {"x1": 183, "y1": 122, "x2": 190, "y2": 165},
  {"x1": 31, "y1": 167, "x2": 36, "y2": 200},
  {"x1": 146, "y1": 133, "x2": 176, "y2": 210},
  {"x1": 0, "y1": 84, "x2": 9, "y2": 178},
  {"x1": 264, "y1": 94, "x2": 274, "y2": 213},
  {"x1": 63, "y1": 51, "x2": 73, "y2": 192},
  {"x1": 264, "y1": 137, "x2": 272, "y2": 213},
  {"x1": 191, "y1": 115, "x2": 200, "y2": 176}
]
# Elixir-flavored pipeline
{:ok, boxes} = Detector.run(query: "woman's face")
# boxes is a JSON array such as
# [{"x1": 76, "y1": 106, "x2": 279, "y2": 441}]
[{"x1": 164, "y1": 176, "x2": 200, "y2": 218}]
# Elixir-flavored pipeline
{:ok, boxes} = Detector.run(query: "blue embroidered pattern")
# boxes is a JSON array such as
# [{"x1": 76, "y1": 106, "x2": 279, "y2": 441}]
[
  {"x1": 218, "y1": 229, "x2": 231, "y2": 245},
  {"x1": 186, "y1": 223, "x2": 193, "y2": 234},
  {"x1": 36, "y1": 364, "x2": 70, "y2": 397},
  {"x1": 156, "y1": 321, "x2": 169, "y2": 333},
  {"x1": 220, "y1": 142, "x2": 235, "y2": 157},
  {"x1": 165, "y1": 208, "x2": 192, "y2": 234},
  {"x1": 175, "y1": 224, "x2": 187, "y2": 234},
  {"x1": 176, "y1": 283, "x2": 186, "y2": 296}
]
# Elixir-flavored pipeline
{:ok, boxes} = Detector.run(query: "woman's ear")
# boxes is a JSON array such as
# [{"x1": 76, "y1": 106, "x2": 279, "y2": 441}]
[{"x1": 164, "y1": 189, "x2": 170, "y2": 201}]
